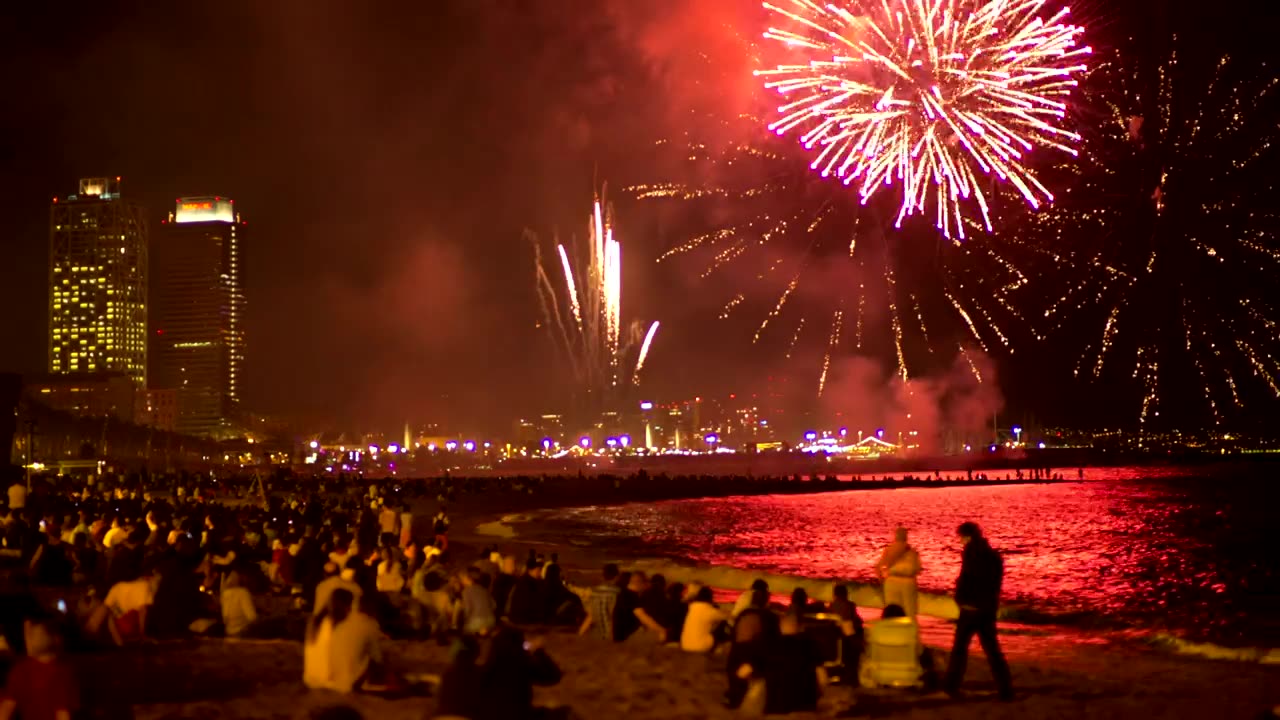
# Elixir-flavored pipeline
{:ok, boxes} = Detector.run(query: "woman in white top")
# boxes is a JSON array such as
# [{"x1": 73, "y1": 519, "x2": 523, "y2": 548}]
[
  {"x1": 876, "y1": 527, "x2": 922, "y2": 618},
  {"x1": 375, "y1": 546, "x2": 406, "y2": 594},
  {"x1": 681, "y1": 586, "x2": 727, "y2": 653},
  {"x1": 304, "y1": 588, "x2": 385, "y2": 693}
]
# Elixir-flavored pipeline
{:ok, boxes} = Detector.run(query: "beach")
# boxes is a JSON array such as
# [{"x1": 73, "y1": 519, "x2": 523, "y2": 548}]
[
  {"x1": 22, "y1": 473, "x2": 1280, "y2": 718},
  {"x1": 82, "y1": 614, "x2": 1280, "y2": 719}
]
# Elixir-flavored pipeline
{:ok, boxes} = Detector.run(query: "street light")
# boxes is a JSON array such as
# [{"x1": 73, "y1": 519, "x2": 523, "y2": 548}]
[
  {"x1": 619, "y1": 435, "x2": 631, "y2": 448},
  {"x1": 579, "y1": 436, "x2": 591, "y2": 449},
  {"x1": 804, "y1": 431, "x2": 818, "y2": 442}
]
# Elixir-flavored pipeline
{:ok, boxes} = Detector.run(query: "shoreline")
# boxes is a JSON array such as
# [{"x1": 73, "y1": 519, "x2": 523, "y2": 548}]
[{"x1": 449, "y1": 489, "x2": 1280, "y2": 665}]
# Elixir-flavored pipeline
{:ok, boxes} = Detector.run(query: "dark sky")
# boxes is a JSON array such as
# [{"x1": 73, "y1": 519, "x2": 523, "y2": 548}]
[{"x1": 0, "y1": 0, "x2": 1274, "y2": 435}]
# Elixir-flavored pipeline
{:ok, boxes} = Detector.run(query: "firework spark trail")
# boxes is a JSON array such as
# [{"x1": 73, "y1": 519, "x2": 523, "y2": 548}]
[
  {"x1": 960, "y1": 344, "x2": 984, "y2": 383},
  {"x1": 1024, "y1": 45, "x2": 1277, "y2": 421},
  {"x1": 633, "y1": 321, "x2": 661, "y2": 384},
  {"x1": 785, "y1": 317, "x2": 807, "y2": 359},
  {"x1": 533, "y1": 191, "x2": 659, "y2": 396},
  {"x1": 556, "y1": 244, "x2": 583, "y2": 328},
  {"x1": 757, "y1": 0, "x2": 1089, "y2": 237},
  {"x1": 817, "y1": 309, "x2": 845, "y2": 396},
  {"x1": 720, "y1": 294, "x2": 746, "y2": 319}
]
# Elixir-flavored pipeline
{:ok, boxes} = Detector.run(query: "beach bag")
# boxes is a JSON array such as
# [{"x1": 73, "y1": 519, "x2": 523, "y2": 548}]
[{"x1": 859, "y1": 617, "x2": 924, "y2": 689}]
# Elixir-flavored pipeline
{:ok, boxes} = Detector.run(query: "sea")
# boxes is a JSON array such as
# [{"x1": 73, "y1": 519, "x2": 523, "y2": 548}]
[{"x1": 515, "y1": 464, "x2": 1279, "y2": 649}]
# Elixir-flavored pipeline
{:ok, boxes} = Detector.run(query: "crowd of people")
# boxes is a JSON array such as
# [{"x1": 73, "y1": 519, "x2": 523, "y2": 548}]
[{"x1": 1, "y1": 471, "x2": 1017, "y2": 718}]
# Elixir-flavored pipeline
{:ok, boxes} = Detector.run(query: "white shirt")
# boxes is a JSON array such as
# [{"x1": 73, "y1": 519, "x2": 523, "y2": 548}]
[
  {"x1": 221, "y1": 586, "x2": 258, "y2": 636},
  {"x1": 103, "y1": 526, "x2": 129, "y2": 549},
  {"x1": 106, "y1": 578, "x2": 155, "y2": 616},
  {"x1": 681, "y1": 601, "x2": 727, "y2": 653},
  {"x1": 314, "y1": 575, "x2": 363, "y2": 616},
  {"x1": 7, "y1": 483, "x2": 26, "y2": 510},
  {"x1": 376, "y1": 561, "x2": 405, "y2": 593},
  {"x1": 304, "y1": 612, "x2": 383, "y2": 693}
]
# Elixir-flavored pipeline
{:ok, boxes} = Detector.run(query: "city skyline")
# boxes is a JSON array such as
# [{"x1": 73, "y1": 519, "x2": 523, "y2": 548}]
[{"x1": 1, "y1": 1, "x2": 1276, "y2": 435}]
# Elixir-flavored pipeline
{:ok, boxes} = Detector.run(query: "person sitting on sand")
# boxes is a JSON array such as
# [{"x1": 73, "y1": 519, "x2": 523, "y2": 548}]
[
  {"x1": 536, "y1": 564, "x2": 582, "y2": 626},
  {"x1": 0, "y1": 615, "x2": 79, "y2": 720},
  {"x1": 877, "y1": 527, "x2": 922, "y2": 618},
  {"x1": 375, "y1": 546, "x2": 406, "y2": 594},
  {"x1": 733, "y1": 579, "x2": 769, "y2": 620},
  {"x1": 303, "y1": 588, "x2": 388, "y2": 693},
  {"x1": 616, "y1": 571, "x2": 668, "y2": 644},
  {"x1": 435, "y1": 628, "x2": 563, "y2": 720},
  {"x1": 315, "y1": 560, "x2": 364, "y2": 617},
  {"x1": 665, "y1": 582, "x2": 689, "y2": 640},
  {"x1": 460, "y1": 566, "x2": 498, "y2": 635},
  {"x1": 87, "y1": 562, "x2": 158, "y2": 645},
  {"x1": 681, "y1": 585, "x2": 727, "y2": 653},
  {"x1": 761, "y1": 612, "x2": 828, "y2": 714},
  {"x1": 859, "y1": 604, "x2": 925, "y2": 689},
  {"x1": 491, "y1": 555, "x2": 519, "y2": 615},
  {"x1": 726, "y1": 588, "x2": 780, "y2": 710},
  {"x1": 220, "y1": 566, "x2": 259, "y2": 637},
  {"x1": 788, "y1": 587, "x2": 819, "y2": 617},
  {"x1": 579, "y1": 563, "x2": 622, "y2": 641},
  {"x1": 504, "y1": 558, "x2": 543, "y2": 624}
]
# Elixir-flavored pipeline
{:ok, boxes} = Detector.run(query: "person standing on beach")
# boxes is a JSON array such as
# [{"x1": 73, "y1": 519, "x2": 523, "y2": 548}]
[
  {"x1": 944, "y1": 522, "x2": 1013, "y2": 701},
  {"x1": 877, "y1": 527, "x2": 922, "y2": 618},
  {"x1": 433, "y1": 505, "x2": 450, "y2": 552}
]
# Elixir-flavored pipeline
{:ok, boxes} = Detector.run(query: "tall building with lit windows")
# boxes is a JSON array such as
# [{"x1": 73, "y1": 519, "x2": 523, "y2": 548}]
[
  {"x1": 49, "y1": 177, "x2": 149, "y2": 389},
  {"x1": 151, "y1": 196, "x2": 246, "y2": 437}
]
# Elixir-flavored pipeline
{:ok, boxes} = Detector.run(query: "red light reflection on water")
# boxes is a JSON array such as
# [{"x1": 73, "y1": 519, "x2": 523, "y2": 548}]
[{"x1": 550, "y1": 468, "x2": 1271, "y2": 645}]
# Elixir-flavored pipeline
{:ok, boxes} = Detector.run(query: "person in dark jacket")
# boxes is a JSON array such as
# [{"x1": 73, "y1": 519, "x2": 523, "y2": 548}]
[
  {"x1": 944, "y1": 522, "x2": 1013, "y2": 701},
  {"x1": 435, "y1": 627, "x2": 562, "y2": 720}
]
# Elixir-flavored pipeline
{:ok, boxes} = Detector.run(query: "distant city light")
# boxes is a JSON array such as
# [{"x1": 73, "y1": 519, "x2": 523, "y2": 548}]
[
  {"x1": 388, "y1": 444, "x2": 400, "y2": 454},
  {"x1": 368, "y1": 444, "x2": 379, "y2": 454},
  {"x1": 705, "y1": 433, "x2": 719, "y2": 444},
  {"x1": 463, "y1": 440, "x2": 476, "y2": 452},
  {"x1": 640, "y1": 401, "x2": 654, "y2": 410},
  {"x1": 309, "y1": 440, "x2": 318, "y2": 449},
  {"x1": 1038, "y1": 441, "x2": 1047, "y2": 449},
  {"x1": 542, "y1": 437, "x2": 553, "y2": 451},
  {"x1": 579, "y1": 436, "x2": 591, "y2": 449},
  {"x1": 876, "y1": 428, "x2": 885, "y2": 439},
  {"x1": 619, "y1": 435, "x2": 631, "y2": 448},
  {"x1": 445, "y1": 440, "x2": 458, "y2": 451},
  {"x1": 606, "y1": 437, "x2": 618, "y2": 447},
  {"x1": 804, "y1": 431, "x2": 818, "y2": 442},
  {"x1": 483, "y1": 441, "x2": 491, "y2": 449},
  {"x1": 839, "y1": 427, "x2": 848, "y2": 437},
  {"x1": 427, "y1": 443, "x2": 437, "y2": 451}
]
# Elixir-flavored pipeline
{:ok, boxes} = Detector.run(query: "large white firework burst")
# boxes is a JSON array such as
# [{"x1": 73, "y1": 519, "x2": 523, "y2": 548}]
[{"x1": 757, "y1": 0, "x2": 1090, "y2": 238}]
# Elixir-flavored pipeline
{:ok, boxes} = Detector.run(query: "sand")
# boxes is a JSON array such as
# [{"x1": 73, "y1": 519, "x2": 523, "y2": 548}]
[{"x1": 72, "y1": 621, "x2": 1280, "y2": 720}]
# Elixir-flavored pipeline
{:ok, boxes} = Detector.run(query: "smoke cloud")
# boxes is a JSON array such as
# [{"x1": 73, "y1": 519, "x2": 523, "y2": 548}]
[{"x1": 820, "y1": 349, "x2": 1004, "y2": 453}]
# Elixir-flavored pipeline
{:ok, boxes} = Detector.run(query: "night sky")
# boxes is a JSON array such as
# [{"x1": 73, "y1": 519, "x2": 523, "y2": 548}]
[{"x1": 1, "y1": 1, "x2": 1275, "y2": 435}]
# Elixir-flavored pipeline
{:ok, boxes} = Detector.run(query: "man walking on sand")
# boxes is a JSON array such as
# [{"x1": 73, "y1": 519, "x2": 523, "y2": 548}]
[{"x1": 944, "y1": 522, "x2": 1013, "y2": 701}]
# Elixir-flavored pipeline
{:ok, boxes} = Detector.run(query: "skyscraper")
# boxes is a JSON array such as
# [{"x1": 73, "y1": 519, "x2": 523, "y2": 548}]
[
  {"x1": 152, "y1": 196, "x2": 246, "y2": 438},
  {"x1": 49, "y1": 177, "x2": 148, "y2": 388}
]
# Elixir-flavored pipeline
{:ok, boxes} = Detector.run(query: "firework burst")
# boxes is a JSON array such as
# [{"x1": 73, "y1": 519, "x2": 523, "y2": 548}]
[
  {"x1": 531, "y1": 190, "x2": 660, "y2": 401},
  {"x1": 1022, "y1": 42, "x2": 1279, "y2": 425},
  {"x1": 631, "y1": 124, "x2": 1038, "y2": 393},
  {"x1": 758, "y1": 0, "x2": 1090, "y2": 238}
]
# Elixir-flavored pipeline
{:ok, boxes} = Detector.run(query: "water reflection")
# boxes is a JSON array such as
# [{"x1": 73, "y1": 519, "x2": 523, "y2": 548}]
[{"x1": 547, "y1": 467, "x2": 1276, "y2": 645}]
